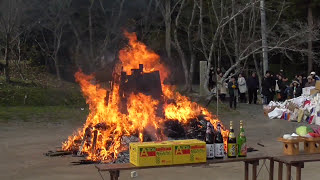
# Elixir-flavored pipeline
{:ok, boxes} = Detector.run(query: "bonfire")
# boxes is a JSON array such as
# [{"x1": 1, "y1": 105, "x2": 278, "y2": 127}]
[{"x1": 62, "y1": 31, "x2": 229, "y2": 163}]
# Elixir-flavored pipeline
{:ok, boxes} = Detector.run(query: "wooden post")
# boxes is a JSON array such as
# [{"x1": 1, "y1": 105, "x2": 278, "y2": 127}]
[
  {"x1": 293, "y1": 162, "x2": 304, "y2": 180},
  {"x1": 199, "y1": 61, "x2": 208, "y2": 96},
  {"x1": 109, "y1": 170, "x2": 120, "y2": 180},
  {"x1": 286, "y1": 164, "x2": 291, "y2": 180},
  {"x1": 244, "y1": 162, "x2": 249, "y2": 180},
  {"x1": 269, "y1": 159, "x2": 274, "y2": 180},
  {"x1": 278, "y1": 162, "x2": 283, "y2": 180},
  {"x1": 252, "y1": 161, "x2": 258, "y2": 180},
  {"x1": 296, "y1": 166, "x2": 301, "y2": 180}
]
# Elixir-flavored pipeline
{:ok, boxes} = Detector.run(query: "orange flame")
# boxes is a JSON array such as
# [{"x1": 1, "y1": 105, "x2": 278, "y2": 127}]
[{"x1": 62, "y1": 31, "x2": 228, "y2": 162}]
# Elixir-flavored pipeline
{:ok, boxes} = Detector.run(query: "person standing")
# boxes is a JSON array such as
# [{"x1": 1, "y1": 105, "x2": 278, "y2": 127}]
[
  {"x1": 310, "y1": 72, "x2": 320, "y2": 81},
  {"x1": 237, "y1": 73, "x2": 247, "y2": 103},
  {"x1": 247, "y1": 72, "x2": 259, "y2": 104},
  {"x1": 262, "y1": 71, "x2": 273, "y2": 104},
  {"x1": 275, "y1": 75, "x2": 284, "y2": 101},
  {"x1": 287, "y1": 81, "x2": 302, "y2": 98},
  {"x1": 217, "y1": 72, "x2": 227, "y2": 101},
  {"x1": 228, "y1": 76, "x2": 238, "y2": 109},
  {"x1": 304, "y1": 76, "x2": 316, "y2": 87}
]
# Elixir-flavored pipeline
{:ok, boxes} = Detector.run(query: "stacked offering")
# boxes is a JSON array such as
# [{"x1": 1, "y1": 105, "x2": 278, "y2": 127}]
[
  {"x1": 278, "y1": 125, "x2": 320, "y2": 155},
  {"x1": 266, "y1": 81, "x2": 320, "y2": 125}
]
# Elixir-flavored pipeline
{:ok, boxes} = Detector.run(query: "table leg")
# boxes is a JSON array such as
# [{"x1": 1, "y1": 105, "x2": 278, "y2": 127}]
[
  {"x1": 244, "y1": 162, "x2": 249, "y2": 180},
  {"x1": 286, "y1": 164, "x2": 291, "y2": 180},
  {"x1": 252, "y1": 161, "x2": 258, "y2": 180},
  {"x1": 269, "y1": 159, "x2": 274, "y2": 180},
  {"x1": 296, "y1": 165, "x2": 301, "y2": 180},
  {"x1": 109, "y1": 170, "x2": 120, "y2": 180},
  {"x1": 278, "y1": 162, "x2": 283, "y2": 180}
]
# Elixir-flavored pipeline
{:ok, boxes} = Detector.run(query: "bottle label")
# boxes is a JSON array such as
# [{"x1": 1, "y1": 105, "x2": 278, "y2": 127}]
[
  {"x1": 227, "y1": 143, "x2": 237, "y2": 156},
  {"x1": 206, "y1": 144, "x2": 215, "y2": 158},
  {"x1": 239, "y1": 143, "x2": 247, "y2": 156},
  {"x1": 229, "y1": 132, "x2": 235, "y2": 138},
  {"x1": 214, "y1": 143, "x2": 224, "y2": 157}
]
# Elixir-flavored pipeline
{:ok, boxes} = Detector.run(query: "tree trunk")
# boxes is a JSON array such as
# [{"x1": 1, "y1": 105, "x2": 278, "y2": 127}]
[
  {"x1": 253, "y1": 54, "x2": 262, "y2": 91},
  {"x1": 54, "y1": 54, "x2": 61, "y2": 82},
  {"x1": 187, "y1": 1, "x2": 197, "y2": 92},
  {"x1": 16, "y1": 36, "x2": 25, "y2": 80},
  {"x1": 174, "y1": 0, "x2": 190, "y2": 91},
  {"x1": 70, "y1": 19, "x2": 82, "y2": 68},
  {"x1": 5, "y1": 33, "x2": 10, "y2": 83},
  {"x1": 260, "y1": 0, "x2": 268, "y2": 75},
  {"x1": 307, "y1": 0, "x2": 313, "y2": 73},
  {"x1": 165, "y1": 0, "x2": 171, "y2": 59}
]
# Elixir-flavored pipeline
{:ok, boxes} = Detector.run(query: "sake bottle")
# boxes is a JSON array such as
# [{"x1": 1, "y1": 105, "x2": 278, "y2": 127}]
[
  {"x1": 227, "y1": 121, "x2": 237, "y2": 158},
  {"x1": 205, "y1": 122, "x2": 215, "y2": 159},
  {"x1": 238, "y1": 120, "x2": 247, "y2": 157},
  {"x1": 214, "y1": 123, "x2": 224, "y2": 159}
]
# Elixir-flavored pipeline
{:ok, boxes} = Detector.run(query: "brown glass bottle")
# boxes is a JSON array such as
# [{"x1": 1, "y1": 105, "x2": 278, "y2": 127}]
[{"x1": 227, "y1": 121, "x2": 237, "y2": 158}]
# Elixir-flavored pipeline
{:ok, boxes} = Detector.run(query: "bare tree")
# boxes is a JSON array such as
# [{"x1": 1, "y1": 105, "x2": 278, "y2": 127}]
[
  {"x1": 173, "y1": 0, "x2": 190, "y2": 91},
  {"x1": 0, "y1": 0, "x2": 24, "y2": 82},
  {"x1": 307, "y1": 0, "x2": 313, "y2": 73},
  {"x1": 155, "y1": 0, "x2": 172, "y2": 59},
  {"x1": 36, "y1": 0, "x2": 72, "y2": 82}
]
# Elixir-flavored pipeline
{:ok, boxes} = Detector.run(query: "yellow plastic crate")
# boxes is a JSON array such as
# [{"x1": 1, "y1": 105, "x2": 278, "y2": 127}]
[
  {"x1": 170, "y1": 139, "x2": 206, "y2": 165},
  {"x1": 129, "y1": 141, "x2": 173, "y2": 167}
]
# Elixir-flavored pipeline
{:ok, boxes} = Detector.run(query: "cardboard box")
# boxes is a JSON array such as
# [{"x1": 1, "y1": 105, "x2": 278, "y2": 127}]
[
  {"x1": 129, "y1": 141, "x2": 173, "y2": 167},
  {"x1": 302, "y1": 87, "x2": 315, "y2": 96},
  {"x1": 316, "y1": 81, "x2": 320, "y2": 90},
  {"x1": 310, "y1": 89, "x2": 320, "y2": 96},
  {"x1": 170, "y1": 139, "x2": 206, "y2": 165}
]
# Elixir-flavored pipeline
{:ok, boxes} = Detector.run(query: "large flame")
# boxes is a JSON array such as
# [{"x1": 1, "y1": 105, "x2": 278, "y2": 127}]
[{"x1": 62, "y1": 31, "x2": 228, "y2": 162}]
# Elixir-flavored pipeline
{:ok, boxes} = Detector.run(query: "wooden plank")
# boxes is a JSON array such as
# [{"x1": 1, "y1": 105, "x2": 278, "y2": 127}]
[
  {"x1": 278, "y1": 162, "x2": 283, "y2": 180},
  {"x1": 269, "y1": 159, "x2": 274, "y2": 180},
  {"x1": 92, "y1": 130, "x2": 98, "y2": 154},
  {"x1": 244, "y1": 162, "x2": 249, "y2": 180},
  {"x1": 286, "y1": 164, "x2": 291, "y2": 180},
  {"x1": 277, "y1": 137, "x2": 304, "y2": 143},
  {"x1": 273, "y1": 154, "x2": 320, "y2": 164},
  {"x1": 96, "y1": 154, "x2": 268, "y2": 171}
]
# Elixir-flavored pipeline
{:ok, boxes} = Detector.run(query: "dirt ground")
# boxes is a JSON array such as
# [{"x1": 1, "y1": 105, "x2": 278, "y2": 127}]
[{"x1": 1, "y1": 104, "x2": 320, "y2": 180}]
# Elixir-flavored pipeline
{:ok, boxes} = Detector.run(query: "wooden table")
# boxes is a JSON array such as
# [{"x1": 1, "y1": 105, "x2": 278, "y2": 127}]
[
  {"x1": 270, "y1": 154, "x2": 320, "y2": 180},
  {"x1": 95, "y1": 153, "x2": 268, "y2": 180}
]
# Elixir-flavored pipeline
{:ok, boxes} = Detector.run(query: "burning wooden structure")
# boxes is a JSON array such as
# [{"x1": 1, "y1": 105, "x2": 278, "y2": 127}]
[
  {"x1": 61, "y1": 31, "x2": 228, "y2": 163},
  {"x1": 118, "y1": 64, "x2": 163, "y2": 117}
]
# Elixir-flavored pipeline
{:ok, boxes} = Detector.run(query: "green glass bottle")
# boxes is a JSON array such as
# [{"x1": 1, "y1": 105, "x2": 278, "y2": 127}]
[
  {"x1": 227, "y1": 121, "x2": 237, "y2": 158},
  {"x1": 238, "y1": 120, "x2": 247, "y2": 157}
]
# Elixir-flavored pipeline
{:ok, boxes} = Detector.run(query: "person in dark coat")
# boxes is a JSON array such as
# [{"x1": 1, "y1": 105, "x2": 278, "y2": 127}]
[
  {"x1": 228, "y1": 76, "x2": 238, "y2": 109},
  {"x1": 247, "y1": 72, "x2": 259, "y2": 104},
  {"x1": 286, "y1": 81, "x2": 302, "y2": 99},
  {"x1": 275, "y1": 75, "x2": 285, "y2": 101},
  {"x1": 262, "y1": 71, "x2": 273, "y2": 104}
]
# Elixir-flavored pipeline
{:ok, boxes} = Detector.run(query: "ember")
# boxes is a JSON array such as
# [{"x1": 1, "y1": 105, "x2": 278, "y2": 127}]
[{"x1": 62, "y1": 31, "x2": 229, "y2": 162}]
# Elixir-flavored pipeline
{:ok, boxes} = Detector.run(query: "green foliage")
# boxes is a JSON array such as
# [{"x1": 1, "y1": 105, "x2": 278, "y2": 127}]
[
  {"x1": 0, "y1": 106, "x2": 88, "y2": 123},
  {"x1": 0, "y1": 83, "x2": 86, "y2": 106}
]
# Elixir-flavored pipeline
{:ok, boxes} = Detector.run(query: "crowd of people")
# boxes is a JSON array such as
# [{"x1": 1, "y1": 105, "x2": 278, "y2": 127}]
[
  {"x1": 209, "y1": 68, "x2": 320, "y2": 110},
  {"x1": 261, "y1": 70, "x2": 319, "y2": 104}
]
